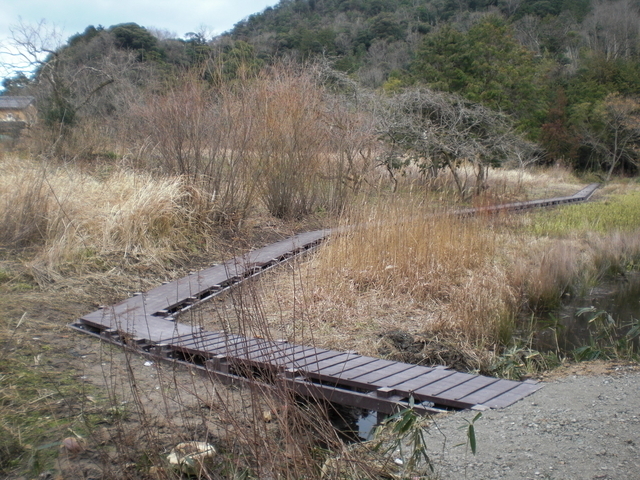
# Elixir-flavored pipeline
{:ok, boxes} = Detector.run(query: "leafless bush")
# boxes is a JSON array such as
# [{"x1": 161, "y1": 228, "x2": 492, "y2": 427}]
[
  {"x1": 247, "y1": 66, "x2": 330, "y2": 219},
  {"x1": 138, "y1": 72, "x2": 258, "y2": 225}
]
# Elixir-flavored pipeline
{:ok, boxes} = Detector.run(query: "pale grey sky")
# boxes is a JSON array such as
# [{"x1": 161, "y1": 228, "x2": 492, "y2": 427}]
[{"x1": 0, "y1": 0, "x2": 278, "y2": 81}]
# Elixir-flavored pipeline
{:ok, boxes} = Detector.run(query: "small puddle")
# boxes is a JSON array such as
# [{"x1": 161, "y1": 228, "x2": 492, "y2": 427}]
[
  {"x1": 530, "y1": 273, "x2": 640, "y2": 354},
  {"x1": 328, "y1": 405, "x2": 379, "y2": 442}
]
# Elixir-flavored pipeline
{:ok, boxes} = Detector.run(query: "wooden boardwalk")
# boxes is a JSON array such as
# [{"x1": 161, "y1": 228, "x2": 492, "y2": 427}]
[
  {"x1": 71, "y1": 185, "x2": 600, "y2": 415},
  {"x1": 454, "y1": 183, "x2": 600, "y2": 216}
]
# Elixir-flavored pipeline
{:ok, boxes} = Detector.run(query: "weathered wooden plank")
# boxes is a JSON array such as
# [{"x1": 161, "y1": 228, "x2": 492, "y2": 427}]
[
  {"x1": 282, "y1": 350, "x2": 346, "y2": 371},
  {"x1": 228, "y1": 339, "x2": 285, "y2": 360},
  {"x1": 387, "y1": 367, "x2": 455, "y2": 392},
  {"x1": 482, "y1": 381, "x2": 543, "y2": 409},
  {"x1": 356, "y1": 365, "x2": 433, "y2": 388},
  {"x1": 309, "y1": 356, "x2": 381, "y2": 378},
  {"x1": 413, "y1": 372, "x2": 477, "y2": 398},
  {"x1": 249, "y1": 345, "x2": 317, "y2": 365},
  {"x1": 349, "y1": 363, "x2": 424, "y2": 384},
  {"x1": 287, "y1": 377, "x2": 444, "y2": 416},
  {"x1": 323, "y1": 359, "x2": 395, "y2": 381},
  {"x1": 433, "y1": 376, "x2": 500, "y2": 402},
  {"x1": 217, "y1": 338, "x2": 273, "y2": 356},
  {"x1": 290, "y1": 352, "x2": 358, "y2": 373},
  {"x1": 79, "y1": 313, "x2": 197, "y2": 343},
  {"x1": 173, "y1": 331, "x2": 228, "y2": 348},
  {"x1": 455, "y1": 379, "x2": 522, "y2": 406},
  {"x1": 176, "y1": 332, "x2": 243, "y2": 350}
]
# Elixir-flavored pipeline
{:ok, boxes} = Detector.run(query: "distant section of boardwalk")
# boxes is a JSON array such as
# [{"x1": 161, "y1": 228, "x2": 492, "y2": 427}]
[
  {"x1": 454, "y1": 183, "x2": 600, "y2": 216},
  {"x1": 71, "y1": 184, "x2": 599, "y2": 414}
]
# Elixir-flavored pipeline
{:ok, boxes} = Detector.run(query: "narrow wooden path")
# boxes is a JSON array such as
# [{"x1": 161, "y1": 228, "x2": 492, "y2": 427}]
[{"x1": 71, "y1": 184, "x2": 599, "y2": 415}]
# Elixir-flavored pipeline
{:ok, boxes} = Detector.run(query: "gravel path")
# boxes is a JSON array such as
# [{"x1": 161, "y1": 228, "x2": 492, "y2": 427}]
[{"x1": 428, "y1": 363, "x2": 640, "y2": 480}]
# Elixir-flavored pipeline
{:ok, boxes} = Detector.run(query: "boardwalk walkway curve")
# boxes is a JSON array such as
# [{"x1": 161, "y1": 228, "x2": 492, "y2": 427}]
[{"x1": 70, "y1": 184, "x2": 600, "y2": 416}]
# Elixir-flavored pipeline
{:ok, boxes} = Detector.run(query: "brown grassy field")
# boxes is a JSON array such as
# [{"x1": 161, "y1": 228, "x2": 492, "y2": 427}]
[{"x1": 2, "y1": 147, "x2": 640, "y2": 479}]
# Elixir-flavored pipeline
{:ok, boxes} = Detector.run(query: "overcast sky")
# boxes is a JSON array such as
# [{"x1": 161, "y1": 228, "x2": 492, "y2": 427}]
[{"x1": 0, "y1": 0, "x2": 278, "y2": 81}]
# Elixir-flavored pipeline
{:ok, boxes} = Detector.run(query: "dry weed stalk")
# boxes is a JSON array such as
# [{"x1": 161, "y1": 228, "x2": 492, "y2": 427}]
[
  {"x1": 312, "y1": 199, "x2": 515, "y2": 344},
  {"x1": 0, "y1": 156, "x2": 197, "y2": 282}
]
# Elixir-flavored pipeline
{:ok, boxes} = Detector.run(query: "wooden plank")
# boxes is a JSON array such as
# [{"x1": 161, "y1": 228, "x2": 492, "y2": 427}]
[
  {"x1": 249, "y1": 345, "x2": 317, "y2": 364},
  {"x1": 388, "y1": 367, "x2": 455, "y2": 392},
  {"x1": 281, "y1": 350, "x2": 346, "y2": 370},
  {"x1": 291, "y1": 352, "x2": 357, "y2": 373},
  {"x1": 432, "y1": 376, "x2": 500, "y2": 402},
  {"x1": 455, "y1": 379, "x2": 522, "y2": 406},
  {"x1": 287, "y1": 378, "x2": 443, "y2": 416},
  {"x1": 80, "y1": 313, "x2": 198, "y2": 343},
  {"x1": 351, "y1": 362, "x2": 420, "y2": 385},
  {"x1": 356, "y1": 365, "x2": 434, "y2": 388},
  {"x1": 229, "y1": 339, "x2": 285, "y2": 360},
  {"x1": 176, "y1": 335, "x2": 258, "y2": 356},
  {"x1": 413, "y1": 372, "x2": 477, "y2": 398},
  {"x1": 308, "y1": 356, "x2": 380, "y2": 377},
  {"x1": 219, "y1": 338, "x2": 272, "y2": 356},
  {"x1": 483, "y1": 381, "x2": 542, "y2": 409},
  {"x1": 321, "y1": 358, "x2": 395, "y2": 381},
  {"x1": 173, "y1": 331, "x2": 228, "y2": 348},
  {"x1": 242, "y1": 344, "x2": 317, "y2": 365},
  {"x1": 176, "y1": 332, "x2": 243, "y2": 350}
]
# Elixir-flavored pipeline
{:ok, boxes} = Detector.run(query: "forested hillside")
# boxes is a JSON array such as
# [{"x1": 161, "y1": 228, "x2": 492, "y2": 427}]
[
  {"x1": 231, "y1": 0, "x2": 640, "y2": 174},
  {"x1": 3, "y1": 0, "x2": 640, "y2": 176}
]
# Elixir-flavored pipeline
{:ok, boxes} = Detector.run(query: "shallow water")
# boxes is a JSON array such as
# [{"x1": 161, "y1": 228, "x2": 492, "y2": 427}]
[
  {"x1": 328, "y1": 404, "x2": 378, "y2": 441},
  {"x1": 531, "y1": 273, "x2": 640, "y2": 353}
]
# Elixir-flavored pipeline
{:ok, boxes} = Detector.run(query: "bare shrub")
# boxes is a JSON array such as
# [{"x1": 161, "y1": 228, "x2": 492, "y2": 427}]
[
  {"x1": 139, "y1": 72, "x2": 258, "y2": 226},
  {"x1": 323, "y1": 94, "x2": 380, "y2": 212},
  {"x1": 248, "y1": 66, "x2": 330, "y2": 219}
]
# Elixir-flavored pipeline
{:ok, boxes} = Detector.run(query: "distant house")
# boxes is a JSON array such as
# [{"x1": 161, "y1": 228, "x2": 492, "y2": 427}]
[{"x1": 0, "y1": 96, "x2": 37, "y2": 138}]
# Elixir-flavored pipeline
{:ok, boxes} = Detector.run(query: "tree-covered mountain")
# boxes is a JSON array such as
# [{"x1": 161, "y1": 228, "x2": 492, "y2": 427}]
[
  {"x1": 4, "y1": 0, "x2": 640, "y2": 176},
  {"x1": 228, "y1": 0, "x2": 640, "y2": 174}
]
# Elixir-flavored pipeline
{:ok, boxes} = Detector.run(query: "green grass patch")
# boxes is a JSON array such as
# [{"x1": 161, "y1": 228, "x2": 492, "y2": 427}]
[
  {"x1": 528, "y1": 190, "x2": 640, "y2": 237},
  {"x1": 0, "y1": 268, "x2": 11, "y2": 284},
  {"x1": 0, "y1": 347, "x2": 102, "y2": 476}
]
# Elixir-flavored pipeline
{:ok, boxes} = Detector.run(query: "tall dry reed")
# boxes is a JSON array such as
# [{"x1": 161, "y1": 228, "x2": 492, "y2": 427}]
[
  {"x1": 0, "y1": 159, "x2": 51, "y2": 247},
  {"x1": 253, "y1": 196, "x2": 519, "y2": 351},
  {"x1": 0, "y1": 157, "x2": 197, "y2": 281}
]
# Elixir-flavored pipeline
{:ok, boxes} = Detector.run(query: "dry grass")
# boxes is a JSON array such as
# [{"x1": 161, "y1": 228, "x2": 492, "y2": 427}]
[
  {"x1": 485, "y1": 163, "x2": 583, "y2": 199},
  {"x1": 0, "y1": 156, "x2": 200, "y2": 283},
  {"x1": 233, "y1": 178, "x2": 640, "y2": 375},
  {"x1": 248, "y1": 197, "x2": 518, "y2": 360}
]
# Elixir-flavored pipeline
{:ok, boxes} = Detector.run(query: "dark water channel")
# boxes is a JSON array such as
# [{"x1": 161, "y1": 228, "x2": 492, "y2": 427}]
[
  {"x1": 328, "y1": 404, "x2": 378, "y2": 442},
  {"x1": 529, "y1": 273, "x2": 640, "y2": 354}
]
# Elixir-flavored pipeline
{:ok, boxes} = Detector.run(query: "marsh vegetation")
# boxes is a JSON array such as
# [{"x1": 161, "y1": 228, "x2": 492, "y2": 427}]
[{"x1": 2, "y1": 8, "x2": 640, "y2": 476}]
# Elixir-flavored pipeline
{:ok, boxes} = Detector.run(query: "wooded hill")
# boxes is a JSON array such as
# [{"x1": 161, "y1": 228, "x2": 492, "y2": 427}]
[
  {"x1": 3, "y1": 0, "x2": 640, "y2": 177},
  {"x1": 230, "y1": 0, "x2": 640, "y2": 174}
]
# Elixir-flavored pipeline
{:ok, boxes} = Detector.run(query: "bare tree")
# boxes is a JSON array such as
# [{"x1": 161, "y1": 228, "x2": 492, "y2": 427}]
[
  {"x1": 582, "y1": 0, "x2": 640, "y2": 60},
  {"x1": 377, "y1": 88, "x2": 535, "y2": 197},
  {"x1": 2, "y1": 20, "x2": 118, "y2": 151},
  {"x1": 580, "y1": 94, "x2": 640, "y2": 180}
]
